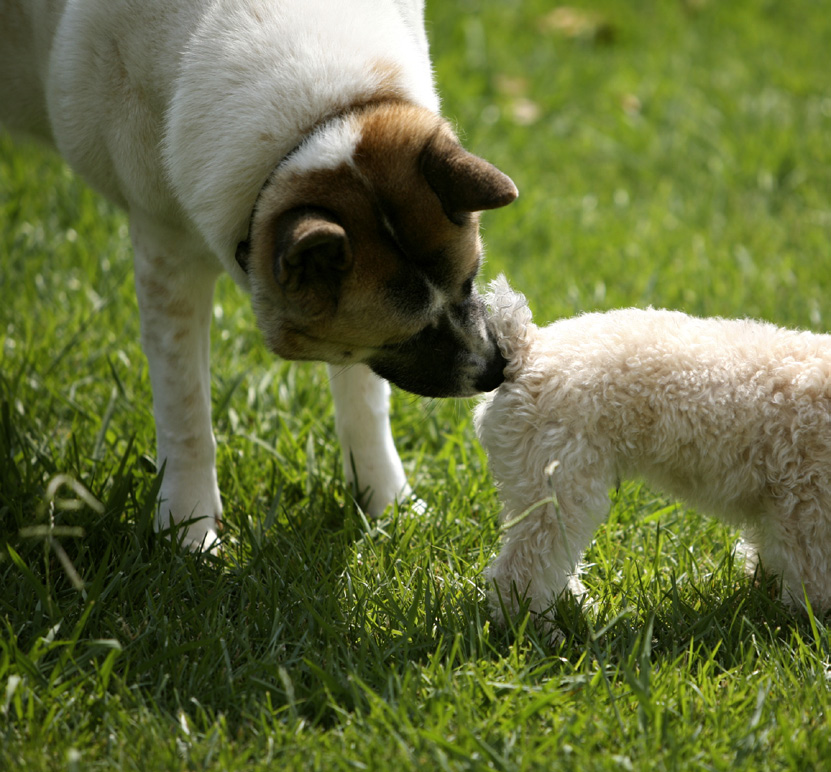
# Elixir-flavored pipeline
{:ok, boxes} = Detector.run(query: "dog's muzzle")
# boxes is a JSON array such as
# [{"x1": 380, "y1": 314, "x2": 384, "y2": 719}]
[
  {"x1": 368, "y1": 318, "x2": 507, "y2": 398},
  {"x1": 474, "y1": 343, "x2": 508, "y2": 393}
]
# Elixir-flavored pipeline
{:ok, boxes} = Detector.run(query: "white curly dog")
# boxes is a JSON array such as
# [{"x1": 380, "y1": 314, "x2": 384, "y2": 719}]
[{"x1": 475, "y1": 276, "x2": 831, "y2": 628}]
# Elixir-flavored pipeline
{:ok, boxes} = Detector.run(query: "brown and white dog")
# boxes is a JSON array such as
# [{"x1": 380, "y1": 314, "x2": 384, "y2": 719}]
[{"x1": 0, "y1": 0, "x2": 517, "y2": 548}]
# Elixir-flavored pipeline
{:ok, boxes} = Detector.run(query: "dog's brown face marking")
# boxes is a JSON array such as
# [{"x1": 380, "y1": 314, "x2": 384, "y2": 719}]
[{"x1": 246, "y1": 101, "x2": 518, "y2": 397}]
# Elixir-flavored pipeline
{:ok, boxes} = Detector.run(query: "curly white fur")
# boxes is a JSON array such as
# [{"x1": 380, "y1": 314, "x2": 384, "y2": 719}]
[{"x1": 475, "y1": 275, "x2": 831, "y2": 628}]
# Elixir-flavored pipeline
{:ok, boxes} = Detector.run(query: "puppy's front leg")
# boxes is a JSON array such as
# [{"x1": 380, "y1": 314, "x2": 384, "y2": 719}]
[
  {"x1": 328, "y1": 364, "x2": 410, "y2": 516},
  {"x1": 131, "y1": 216, "x2": 223, "y2": 550}
]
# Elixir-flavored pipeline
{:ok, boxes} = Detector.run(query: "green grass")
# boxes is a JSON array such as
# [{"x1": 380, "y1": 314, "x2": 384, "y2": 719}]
[{"x1": 3, "y1": 0, "x2": 831, "y2": 768}]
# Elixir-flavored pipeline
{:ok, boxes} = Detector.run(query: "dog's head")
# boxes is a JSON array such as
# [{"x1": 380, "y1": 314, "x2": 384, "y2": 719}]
[{"x1": 238, "y1": 102, "x2": 517, "y2": 397}]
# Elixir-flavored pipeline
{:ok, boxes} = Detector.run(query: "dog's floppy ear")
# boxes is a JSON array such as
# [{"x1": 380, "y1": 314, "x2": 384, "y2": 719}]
[
  {"x1": 421, "y1": 130, "x2": 518, "y2": 220},
  {"x1": 272, "y1": 207, "x2": 352, "y2": 292}
]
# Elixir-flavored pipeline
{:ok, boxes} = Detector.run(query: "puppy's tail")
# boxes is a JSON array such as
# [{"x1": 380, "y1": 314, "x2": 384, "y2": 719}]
[{"x1": 484, "y1": 274, "x2": 535, "y2": 380}]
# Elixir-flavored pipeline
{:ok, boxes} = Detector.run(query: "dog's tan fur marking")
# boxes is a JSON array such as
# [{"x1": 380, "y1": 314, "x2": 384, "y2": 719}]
[{"x1": 354, "y1": 103, "x2": 482, "y2": 289}]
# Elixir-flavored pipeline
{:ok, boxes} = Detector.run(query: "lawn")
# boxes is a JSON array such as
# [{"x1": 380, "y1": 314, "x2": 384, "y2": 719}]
[{"x1": 2, "y1": 0, "x2": 831, "y2": 769}]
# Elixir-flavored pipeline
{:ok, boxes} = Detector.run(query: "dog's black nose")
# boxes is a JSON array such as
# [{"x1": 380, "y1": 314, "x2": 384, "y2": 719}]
[{"x1": 475, "y1": 347, "x2": 507, "y2": 392}]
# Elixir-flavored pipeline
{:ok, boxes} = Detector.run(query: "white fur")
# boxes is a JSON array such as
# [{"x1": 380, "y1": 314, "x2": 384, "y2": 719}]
[
  {"x1": 1, "y1": 0, "x2": 437, "y2": 548},
  {"x1": 475, "y1": 276, "x2": 831, "y2": 630},
  {"x1": 327, "y1": 364, "x2": 411, "y2": 511},
  {"x1": 283, "y1": 116, "x2": 363, "y2": 177}
]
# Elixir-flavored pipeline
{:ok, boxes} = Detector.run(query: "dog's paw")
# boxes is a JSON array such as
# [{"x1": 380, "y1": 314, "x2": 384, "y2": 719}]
[
  {"x1": 156, "y1": 471, "x2": 223, "y2": 553},
  {"x1": 159, "y1": 511, "x2": 222, "y2": 553},
  {"x1": 179, "y1": 518, "x2": 222, "y2": 554},
  {"x1": 356, "y1": 479, "x2": 426, "y2": 518},
  {"x1": 340, "y1": 436, "x2": 410, "y2": 518}
]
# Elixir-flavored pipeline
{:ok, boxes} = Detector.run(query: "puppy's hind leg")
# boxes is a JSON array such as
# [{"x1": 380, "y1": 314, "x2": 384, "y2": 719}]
[
  {"x1": 741, "y1": 500, "x2": 831, "y2": 613},
  {"x1": 131, "y1": 214, "x2": 223, "y2": 550},
  {"x1": 328, "y1": 364, "x2": 410, "y2": 517}
]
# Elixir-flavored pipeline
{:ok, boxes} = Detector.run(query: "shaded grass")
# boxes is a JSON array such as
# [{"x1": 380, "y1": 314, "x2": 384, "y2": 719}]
[{"x1": 3, "y1": 0, "x2": 831, "y2": 769}]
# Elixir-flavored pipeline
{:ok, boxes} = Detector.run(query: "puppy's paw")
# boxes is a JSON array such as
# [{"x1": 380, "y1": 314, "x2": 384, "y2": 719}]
[
  {"x1": 485, "y1": 573, "x2": 528, "y2": 628},
  {"x1": 486, "y1": 563, "x2": 589, "y2": 645},
  {"x1": 487, "y1": 588, "x2": 568, "y2": 645},
  {"x1": 566, "y1": 573, "x2": 593, "y2": 609}
]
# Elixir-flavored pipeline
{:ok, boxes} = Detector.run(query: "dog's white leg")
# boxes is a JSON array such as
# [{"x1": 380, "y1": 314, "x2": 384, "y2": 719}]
[
  {"x1": 131, "y1": 215, "x2": 223, "y2": 550},
  {"x1": 327, "y1": 364, "x2": 410, "y2": 516}
]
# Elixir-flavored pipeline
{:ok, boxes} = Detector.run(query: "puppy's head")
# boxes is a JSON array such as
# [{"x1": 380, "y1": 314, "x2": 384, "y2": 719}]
[
  {"x1": 239, "y1": 102, "x2": 517, "y2": 397},
  {"x1": 483, "y1": 274, "x2": 536, "y2": 380},
  {"x1": 473, "y1": 276, "x2": 537, "y2": 482}
]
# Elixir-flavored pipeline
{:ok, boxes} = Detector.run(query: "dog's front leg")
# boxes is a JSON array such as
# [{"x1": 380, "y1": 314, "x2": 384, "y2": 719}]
[
  {"x1": 131, "y1": 216, "x2": 223, "y2": 550},
  {"x1": 328, "y1": 364, "x2": 410, "y2": 516}
]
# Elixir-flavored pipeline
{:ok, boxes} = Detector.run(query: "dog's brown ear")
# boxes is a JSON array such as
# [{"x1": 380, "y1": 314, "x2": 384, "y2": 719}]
[
  {"x1": 272, "y1": 208, "x2": 352, "y2": 292},
  {"x1": 421, "y1": 131, "x2": 518, "y2": 219}
]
